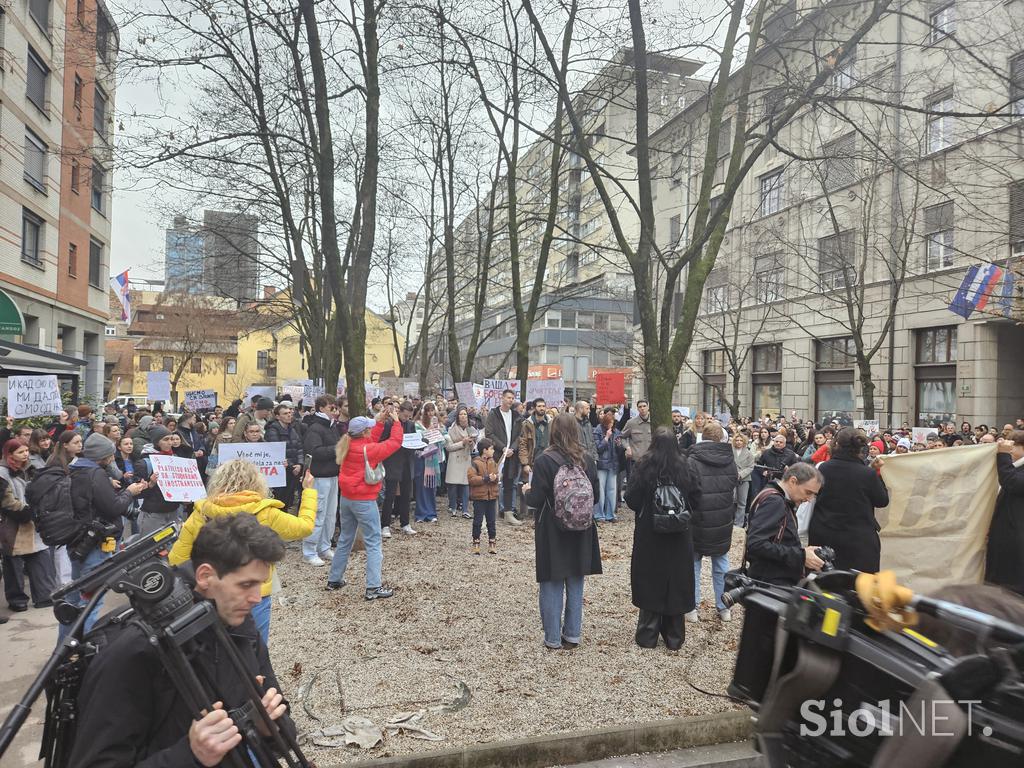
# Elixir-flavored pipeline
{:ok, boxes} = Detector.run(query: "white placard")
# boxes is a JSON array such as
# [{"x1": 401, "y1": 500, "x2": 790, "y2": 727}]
[
  {"x1": 147, "y1": 371, "x2": 172, "y2": 402},
  {"x1": 282, "y1": 385, "x2": 305, "y2": 404},
  {"x1": 482, "y1": 379, "x2": 520, "y2": 408},
  {"x1": 912, "y1": 427, "x2": 934, "y2": 445},
  {"x1": 7, "y1": 375, "x2": 63, "y2": 418},
  {"x1": 526, "y1": 379, "x2": 565, "y2": 406},
  {"x1": 245, "y1": 386, "x2": 277, "y2": 403},
  {"x1": 184, "y1": 389, "x2": 217, "y2": 411},
  {"x1": 149, "y1": 454, "x2": 207, "y2": 502},
  {"x1": 217, "y1": 441, "x2": 288, "y2": 488},
  {"x1": 302, "y1": 383, "x2": 326, "y2": 407},
  {"x1": 402, "y1": 432, "x2": 427, "y2": 450},
  {"x1": 854, "y1": 419, "x2": 880, "y2": 435},
  {"x1": 422, "y1": 428, "x2": 445, "y2": 444}
]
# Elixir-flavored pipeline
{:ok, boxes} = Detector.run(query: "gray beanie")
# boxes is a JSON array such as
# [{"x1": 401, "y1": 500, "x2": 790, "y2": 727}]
[
  {"x1": 138, "y1": 415, "x2": 154, "y2": 432},
  {"x1": 83, "y1": 433, "x2": 115, "y2": 462},
  {"x1": 148, "y1": 425, "x2": 172, "y2": 446}
]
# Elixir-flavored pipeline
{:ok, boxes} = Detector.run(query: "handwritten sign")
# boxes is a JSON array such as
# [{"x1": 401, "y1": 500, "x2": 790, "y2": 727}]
[
  {"x1": 184, "y1": 389, "x2": 217, "y2": 412},
  {"x1": 594, "y1": 372, "x2": 625, "y2": 405},
  {"x1": 526, "y1": 379, "x2": 565, "y2": 406},
  {"x1": 302, "y1": 383, "x2": 326, "y2": 407},
  {"x1": 147, "y1": 371, "x2": 172, "y2": 402},
  {"x1": 455, "y1": 382, "x2": 479, "y2": 407},
  {"x1": 218, "y1": 441, "x2": 288, "y2": 488},
  {"x1": 7, "y1": 375, "x2": 63, "y2": 418},
  {"x1": 402, "y1": 432, "x2": 427, "y2": 450},
  {"x1": 912, "y1": 427, "x2": 934, "y2": 445},
  {"x1": 854, "y1": 419, "x2": 880, "y2": 436},
  {"x1": 422, "y1": 428, "x2": 446, "y2": 445},
  {"x1": 149, "y1": 454, "x2": 207, "y2": 502},
  {"x1": 482, "y1": 379, "x2": 519, "y2": 408}
]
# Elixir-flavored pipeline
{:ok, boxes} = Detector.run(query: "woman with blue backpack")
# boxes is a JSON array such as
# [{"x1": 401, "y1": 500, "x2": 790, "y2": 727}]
[{"x1": 524, "y1": 412, "x2": 601, "y2": 650}]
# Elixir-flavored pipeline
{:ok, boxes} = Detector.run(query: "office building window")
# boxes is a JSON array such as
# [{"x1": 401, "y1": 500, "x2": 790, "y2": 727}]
[
  {"x1": 669, "y1": 214, "x2": 681, "y2": 245},
  {"x1": 822, "y1": 133, "x2": 856, "y2": 190},
  {"x1": 138, "y1": 355, "x2": 151, "y2": 372},
  {"x1": 915, "y1": 326, "x2": 957, "y2": 427},
  {"x1": 1011, "y1": 53, "x2": 1024, "y2": 117},
  {"x1": 929, "y1": 4, "x2": 956, "y2": 43},
  {"x1": 830, "y1": 47, "x2": 856, "y2": 94},
  {"x1": 755, "y1": 253, "x2": 784, "y2": 303},
  {"x1": 91, "y1": 162, "x2": 106, "y2": 214},
  {"x1": 104, "y1": 326, "x2": 117, "y2": 337},
  {"x1": 257, "y1": 350, "x2": 269, "y2": 370},
  {"x1": 1011, "y1": 180, "x2": 1024, "y2": 257},
  {"x1": 702, "y1": 269, "x2": 729, "y2": 314},
  {"x1": 759, "y1": 169, "x2": 785, "y2": 216},
  {"x1": 162, "y1": 356, "x2": 174, "y2": 373},
  {"x1": 818, "y1": 230, "x2": 856, "y2": 290},
  {"x1": 27, "y1": 48, "x2": 49, "y2": 112},
  {"x1": 702, "y1": 349, "x2": 727, "y2": 415},
  {"x1": 752, "y1": 344, "x2": 782, "y2": 419},
  {"x1": 94, "y1": 86, "x2": 108, "y2": 139},
  {"x1": 74, "y1": 74, "x2": 83, "y2": 112},
  {"x1": 21, "y1": 209, "x2": 44, "y2": 267},
  {"x1": 226, "y1": 359, "x2": 237, "y2": 375},
  {"x1": 924, "y1": 201, "x2": 955, "y2": 270},
  {"x1": 97, "y1": 10, "x2": 112, "y2": 63},
  {"x1": 814, "y1": 337, "x2": 855, "y2": 424},
  {"x1": 68, "y1": 243, "x2": 77, "y2": 277},
  {"x1": 29, "y1": 0, "x2": 50, "y2": 32},
  {"x1": 88, "y1": 239, "x2": 103, "y2": 287},
  {"x1": 24, "y1": 129, "x2": 47, "y2": 191},
  {"x1": 926, "y1": 90, "x2": 953, "y2": 153}
]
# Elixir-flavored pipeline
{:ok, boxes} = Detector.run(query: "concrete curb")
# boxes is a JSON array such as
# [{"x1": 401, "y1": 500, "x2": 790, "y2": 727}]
[{"x1": 321, "y1": 711, "x2": 754, "y2": 768}]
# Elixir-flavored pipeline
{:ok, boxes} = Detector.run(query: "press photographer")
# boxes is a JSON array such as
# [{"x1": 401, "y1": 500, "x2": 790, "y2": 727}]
[{"x1": 69, "y1": 513, "x2": 295, "y2": 767}]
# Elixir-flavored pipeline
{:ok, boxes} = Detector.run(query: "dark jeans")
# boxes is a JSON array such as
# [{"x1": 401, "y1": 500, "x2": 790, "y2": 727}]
[
  {"x1": 472, "y1": 499, "x2": 497, "y2": 541},
  {"x1": 635, "y1": 610, "x2": 684, "y2": 650},
  {"x1": 3, "y1": 549, "x2": 58, "y2": 608},
  {"x1": 381, "y1": 467, "x2": 412, "y2": 528},
  {"x1": 272, "y1": 468, "x2": 300, "y2": 510}
]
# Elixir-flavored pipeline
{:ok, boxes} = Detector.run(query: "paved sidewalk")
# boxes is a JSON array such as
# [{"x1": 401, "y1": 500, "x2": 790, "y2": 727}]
[
  {"x1": 0, "y1": 605, "x2": 58, "y2": 767},
  {"x1": 560, "y1": 741, "x2": 760, "y2": 768}
]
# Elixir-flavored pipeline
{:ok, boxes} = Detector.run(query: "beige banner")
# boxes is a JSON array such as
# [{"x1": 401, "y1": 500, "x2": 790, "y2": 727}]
[{"x1": 877, "y1": 444, "x2": 999, "y2": 594}]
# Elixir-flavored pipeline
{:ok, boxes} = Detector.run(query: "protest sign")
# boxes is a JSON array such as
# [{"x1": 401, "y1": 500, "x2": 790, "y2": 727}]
[
  {"x1": 911, "y1": 426, "x2": 934, "y2": 445},
  {"x1": 7, "y1": 375, "x2": 63, "y2": 418},
  {"x1": 147, "y1": 372, "x2": 172, "y2": 402},
  {"x1": 403, "y1": 381, "x2": 419, "y2": 397},
  {"x1": 472, "y1": 383, "x2": 484, "y2": 406},
  {"x1": 245, "y1": 385, "x2": 277, "y2": 403},
  {"x1": 422, "y1": 428, "x2": 446, "y2": 445},
  {"x1": 302, "y1": 383, "x2": 326, "y2": 407},
  {"x1": 454, "y1": 382, "x2": 479, "y2": 407},
  {"x1": 594, "y1": 372, "x2": 625, "y2": 404},
  {"x1": 218, "y1": 441, "x2": 288, "y2": 488},
  {"x1": 854, "y1": 419, "x2": 880, "y2": 435},
  {"x1": 878, "y1": 445, "x2": 998, "y2": 593},
  {"x1": 402, "y1": 432, "x2": 427, "y2": 450},
  {"x1": 149, "y1": 455, "x2": 207, "y2": 502},
  {"x1": 482, "y1": 379, "x2": 519, "y2": 408},
  {"x1": 282, "y1": 385, "x2": 305, "y2": 404},
  {"x1": 184, "y1": 389, "x2": 217, "y2": 412},
  {"x1": 525, "y1": 379, "x2": 565, "y2": 406}
]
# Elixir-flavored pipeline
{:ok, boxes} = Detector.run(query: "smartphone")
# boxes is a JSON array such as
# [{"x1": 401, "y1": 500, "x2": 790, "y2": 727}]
[{"x1": 302, "y1": 453, "x2": 313, "y2": 475}]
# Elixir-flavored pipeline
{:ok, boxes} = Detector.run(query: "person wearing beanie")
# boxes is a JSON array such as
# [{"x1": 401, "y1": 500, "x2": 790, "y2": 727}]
[
  {"x1": 895, "y1": 437, "x2": 912, "y2": 454},
  {"x1": 130, "y1": 414, "x2": 155, "y2": 458},
  {"x1": 233, "y1": 397, "x2": 274, "y2": 441},
  {"x1": 1, "y1": 438, "x2": 56, "y2": 613},
  {"x1": 135, "y1": 426, "x2": 184, "y2": 536},
  {"x1": 56, "y1": 435, "x2": 148, "y2": 641}
]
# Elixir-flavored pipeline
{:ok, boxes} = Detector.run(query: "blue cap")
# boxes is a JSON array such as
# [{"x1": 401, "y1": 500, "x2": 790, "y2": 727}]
[{"x1": 349, "y1": 416, "x2": 376, "y2": 435}]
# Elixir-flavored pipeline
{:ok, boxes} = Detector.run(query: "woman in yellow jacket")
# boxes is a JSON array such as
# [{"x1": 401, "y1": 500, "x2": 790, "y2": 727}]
[{"x1": 169, "y1": 459, "x2": 316, "y2": 644}]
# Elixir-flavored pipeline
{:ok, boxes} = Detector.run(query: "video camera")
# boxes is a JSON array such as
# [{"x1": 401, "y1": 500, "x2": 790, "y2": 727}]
[
  {"x1": 0, "y1": 524, "x2": 310, "y2": 768},
  {"x1": 723, "y1": 570, "x2": 1024, "y2": 767}
]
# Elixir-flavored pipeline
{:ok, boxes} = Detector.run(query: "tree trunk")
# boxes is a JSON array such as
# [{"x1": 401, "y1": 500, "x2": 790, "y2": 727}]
[{"x1": 859, "y1": 359, "x2": 876, "y2": 420}]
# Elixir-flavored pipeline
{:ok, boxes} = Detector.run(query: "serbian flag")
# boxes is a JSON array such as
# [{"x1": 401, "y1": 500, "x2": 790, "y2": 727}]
[
  {"x1": 110, "y1": 270, "x2": 131, "y2": 324},
  {"x1": 949, "y1": 263, "x2": 1003, "y2": 319}
]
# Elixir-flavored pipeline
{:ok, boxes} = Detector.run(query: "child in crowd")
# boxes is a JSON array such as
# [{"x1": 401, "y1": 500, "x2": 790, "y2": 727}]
[{"x1": 467, "y1": 438, "x2": 499, "y2": 555}]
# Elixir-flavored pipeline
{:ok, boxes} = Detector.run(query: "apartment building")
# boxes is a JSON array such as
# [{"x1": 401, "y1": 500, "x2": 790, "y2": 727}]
[
  {"x1": 649, "y1": 0, "x2": 1024, "y2": 427},
  {"x1": 0, "y1": 0, "x2": 116, "y2": 397}
]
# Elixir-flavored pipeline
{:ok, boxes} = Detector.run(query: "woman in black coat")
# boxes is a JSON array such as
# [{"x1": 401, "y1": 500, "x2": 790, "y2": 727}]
[
  {"x1": 808, "y1": 427, "x2": 889, "y2": 572},
  {"x1": 625, "y1": 427, "x2": 700, "y2": 649},
  {"x1": 985, "y1": 432, "x2": 1024, "y2": 595},
  {"x1": 524, "y1": 412, "x2": 601, "y2": 650}
]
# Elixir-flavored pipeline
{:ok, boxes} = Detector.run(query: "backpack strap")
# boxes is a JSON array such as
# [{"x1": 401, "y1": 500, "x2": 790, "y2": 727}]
[{"x1": 740, "y1": 487, "x2": 787, "y2": 574}]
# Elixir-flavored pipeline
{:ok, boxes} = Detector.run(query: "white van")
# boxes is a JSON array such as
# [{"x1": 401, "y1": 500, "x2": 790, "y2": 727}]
[{"x1": 106, "y1": 395, "x2": 149, "y2": 410}]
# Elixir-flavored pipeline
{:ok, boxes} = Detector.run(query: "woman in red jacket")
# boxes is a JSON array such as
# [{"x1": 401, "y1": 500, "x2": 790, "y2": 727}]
[{"x1": 326, "y1": 407, "x2": 403, "y2": 599}]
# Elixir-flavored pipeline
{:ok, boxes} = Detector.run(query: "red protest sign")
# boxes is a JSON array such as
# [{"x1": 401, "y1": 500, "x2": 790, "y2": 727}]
[{"x1": 595, "y1": 372, "x2": 625, "y2": 404}]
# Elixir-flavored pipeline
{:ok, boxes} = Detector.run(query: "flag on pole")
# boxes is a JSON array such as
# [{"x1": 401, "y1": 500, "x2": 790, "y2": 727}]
[
  {"x1": 110, "y1": 270, "x2": 131, "y2": 324},
  {"x1": 998, "y1": 267, "x2": 1016, "y2": 318},
  {"x1": 949, "y1": 263, "x2": 1003, "y2": 319}
]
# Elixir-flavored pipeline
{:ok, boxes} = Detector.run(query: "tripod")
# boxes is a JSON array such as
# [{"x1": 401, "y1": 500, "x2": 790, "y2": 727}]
[{"x1": 0, "y1": 524, "x2": 310, "y2": 768}]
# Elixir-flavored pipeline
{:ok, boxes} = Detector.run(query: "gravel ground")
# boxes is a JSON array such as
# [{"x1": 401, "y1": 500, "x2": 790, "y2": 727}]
[{"x1": 269, "y1": 497, "x2": 745, "y2": 764}]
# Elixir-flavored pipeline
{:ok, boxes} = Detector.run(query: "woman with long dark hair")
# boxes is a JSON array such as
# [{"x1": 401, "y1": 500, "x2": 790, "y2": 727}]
[
  {"x1": 524, "y1": 413, "x2": 601, "y2": 650},
  {"x1": 27, "y1": 428, "x2": 52, "y2": 471},
  {"x1": 808, "y1": 427, "x2": 889, "y2": 571},
  {"x1": 625, "y1": 427, "x2": 699, "y2": 649},
  {"x1": 48, "y1": 430, "x2": 83, "y2": 470}
]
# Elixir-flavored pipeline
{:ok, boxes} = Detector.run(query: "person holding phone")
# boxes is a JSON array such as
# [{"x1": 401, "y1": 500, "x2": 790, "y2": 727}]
[{"x1": 264, "y1": 403, "x2": 305, "y2": 511}]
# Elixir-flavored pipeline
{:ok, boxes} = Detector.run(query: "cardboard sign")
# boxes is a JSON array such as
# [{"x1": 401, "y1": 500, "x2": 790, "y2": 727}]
[
  {"x1": 245, "y1": 386, "x2": 277, "y2": 403},
  {"x1": 482, "y1": 379, "x2": 519, "y2": 408},
  {"x1": 854, "y1": 419, "x2": 880, "y2": 436},
  {"x1": 184, "y1": 389, "x2": 217, "y2": 412},
  {"x1": 218, "y1": 441, "x2": 288, "y2": 488},
  {"x1": 402, "y1": 432, "x2": 427, "y2": 450},
  {"x1": 526, "y1": 379, "x2": 565, "y2": 406},
  {"x1": 149, "y1": 454, "x2": 207, "y2": 502},
  {"x1": 594, "y1": 372, "x2": 625, "y2": 404},
  {"x1": 302, "y1": 383, "x2": 325, "y2": 407},
  {"x1": 147, "y1": 371, "x2": 172, "y2": 402},
  {"x1": 455, "y1": 382, "x2": 479, "y2": 407},
  {"x1": 7, "y1": 375, "x2": 63, "y2": 418},
  {"x1": 422, "y1": 428, "x2": 446, "y2": 444},
  {"x1": 912, "y1": 426, "x2": 934, "y2": 445}
]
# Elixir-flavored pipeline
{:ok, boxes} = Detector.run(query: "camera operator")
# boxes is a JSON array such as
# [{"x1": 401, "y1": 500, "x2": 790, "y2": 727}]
[
  {"x1": 745, "y1": 463, "x2": 826, "y2": 585},
  {"x1": 70, "y1": 513, "x2": 294, "y2": 767}
]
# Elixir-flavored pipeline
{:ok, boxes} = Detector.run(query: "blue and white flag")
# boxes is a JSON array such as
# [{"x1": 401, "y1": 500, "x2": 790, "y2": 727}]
[{"x1": 110, "y1": 270, "x2": 131, "y2": 324}]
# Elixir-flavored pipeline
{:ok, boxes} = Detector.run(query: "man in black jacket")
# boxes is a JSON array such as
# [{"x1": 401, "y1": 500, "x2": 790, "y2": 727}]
[
  {"x1": 264, "y1": 403, "x2": 305, "y2": 510},
  {"x1": 301, "y1": 395, "x2": 342, "y2": 566},
  {"x1": 746, "y1": 463, "x2": 825, "y2": 586},
  {"x1": 757, "y1": 432, "x2": 799, "y2": 483},
  {"x1": 484, "y1": 389, "x2": 523, "y2": 524},
  {"x1": 380, "y1": 402, "x2": 416, "y2": 537},
  {"x1": 687, "y1": 422, "x2": 738, "y2": 621},
  {"x1": 69, "y1": 514, "x2": 295, "y2": 767}
]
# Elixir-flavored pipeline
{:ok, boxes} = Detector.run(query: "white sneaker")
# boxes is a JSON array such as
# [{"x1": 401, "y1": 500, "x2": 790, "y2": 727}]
[
  {"x1": 685, "y1": 610, "x2": 699, "y2": 623},
  {"x1": 320, "y1": 549, "x2": 335, "y2": 561},
  {"x1": 382, "y1": 526, "x2": 392, "y2": 539},
  {"x1": 304, "y1": 555, "x2": 326, "y2": 567},
  {"x1": 402, "y1": 524, "x2": 417, "y2": 535},
  {"x1": 718, "y1": 608, "x2": 732, "y2": 622}
]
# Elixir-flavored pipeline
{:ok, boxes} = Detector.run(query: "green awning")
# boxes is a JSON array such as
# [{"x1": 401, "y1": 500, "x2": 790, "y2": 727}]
[{"x1": 0, "y1": 289, "x2": 26, "y2": 336}]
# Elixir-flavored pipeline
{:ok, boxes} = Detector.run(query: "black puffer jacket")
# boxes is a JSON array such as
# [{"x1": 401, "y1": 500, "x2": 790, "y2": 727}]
[
  {"x1": 69, "y1": 459, "x2": 138, "y2": 543},
  {"x1": 264, "y1": 419, "x2": 304, "y2": 467},
  {"x1": 757, "y1": 445, "x2": 799, "y2": 478},
  {"x1": 303, "y1": 415, "x2": 341, "y2": 478},
  {"x1": 687, "y1": 441, "x2": 738, "y2": 557}
]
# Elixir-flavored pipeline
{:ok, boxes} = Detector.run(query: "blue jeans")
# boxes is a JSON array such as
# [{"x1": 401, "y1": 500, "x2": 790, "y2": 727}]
[
  {"x1": 694, "y1": 553, "x2": 730, "y2": 612},
  {"x1": 57, "y1": 546, "x2": 112, "y2": 643},
  {"x1": 596, "y1": 469, "x2": 617, "y2": 521},
  {"x1": 472, "y1": 499, "x2": 497, "y2": 541},
  {"x1": 414, "y1": 458, "x2": 437, "y2": 521},
  {"x1": 251, "y1": 595, "x2": 272, "y2": 645},
  {"x1": 328, "y1": 497, "x2": 384, "y2": 589},
  {"x1": 303, "y1": 477, "x2": 339, "y2": 558},
  {"x1": 449, "y1": 483, "x2": 469, "y2": 515},
  {"x1": 538, "y1": 576, "x2": 584, "y2": 648}
]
